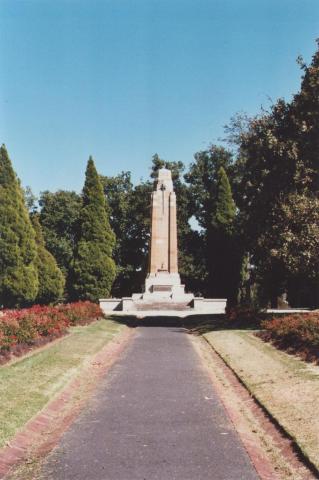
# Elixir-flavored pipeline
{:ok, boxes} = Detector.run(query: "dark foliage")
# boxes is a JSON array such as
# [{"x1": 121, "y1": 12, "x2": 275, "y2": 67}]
[
  {"x1": 0, "y1": 145, "x2": 38, "y2": 307},
  {"x1": 71, "y1": 158, "x2": 116, "y2": 302}
]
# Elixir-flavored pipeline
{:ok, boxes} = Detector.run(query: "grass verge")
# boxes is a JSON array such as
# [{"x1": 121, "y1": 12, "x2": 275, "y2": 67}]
[
  {"x1": 0, "y1": 318, "x2": 125, "y2": 449},
  {"x1": 204, "y1": 329, "x2": 319, "y2": 473}
]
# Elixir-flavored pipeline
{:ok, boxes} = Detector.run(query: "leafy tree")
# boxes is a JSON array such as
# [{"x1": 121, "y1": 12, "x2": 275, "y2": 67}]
[
  {"x1": 292, "y1": 44, "x2": 319, "y2": 194},
  {"x1": 101, "y1": 172, "x2": 141, "y2": 297},
  {"x1": 0, "y1": 145, "x2": 38, "y2": 307},
  {"x1": 226, "y1": 106, "x2": 294, "y2": 306},
  {"x1": 185, "y1": 146, "x2": 233, "y2": 229},
  {"x1": 71, "y1": 157, "x2": 116, "y2": 302},
  {"x1": 32, "y1": 214, "x2": 65, "y2": 304},
  {"x1": 257, "y1": 193, "x2": 319, "y2": 307},
  {"x1": 39, "y1": 190, "x2": 81, "y2": 281},
  {"x1": 229, "y1": 40, "x2": 319, "y2": 307},
  {"x1": 100, "y1": 171, "x2": 152, "y2": 296},
  {"x1": 185, "y1": 146, "x2": 241, "y2": 298},
  {"x1": 125, "y1": 181, "x2": 154, "y2": 293}
]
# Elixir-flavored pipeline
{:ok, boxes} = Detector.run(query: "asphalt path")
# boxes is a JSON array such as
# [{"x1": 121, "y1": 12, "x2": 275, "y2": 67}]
[{"x1": 39, "y1": 324, "x2": 259, "y2": 480}]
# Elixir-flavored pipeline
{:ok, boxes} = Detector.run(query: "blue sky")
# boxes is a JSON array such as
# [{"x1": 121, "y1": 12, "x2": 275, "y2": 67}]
[{"x1": 0, "y1": 0, "x2": 318, "y2": 195}]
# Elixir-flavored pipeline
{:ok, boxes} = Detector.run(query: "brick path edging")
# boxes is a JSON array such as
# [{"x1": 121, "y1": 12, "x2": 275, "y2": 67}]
[
  {"x1": 0, "y1": 326, "x2": 134, "y2": 479},
  {"x1": 193, "y1": 335, "x2": 280, "y2": 480},
  {"x1": 196, "y1": 335, "x2": 318, "y2": 480}
]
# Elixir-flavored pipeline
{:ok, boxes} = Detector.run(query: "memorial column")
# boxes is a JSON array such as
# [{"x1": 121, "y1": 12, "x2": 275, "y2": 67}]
[
  {"x1": 169, "y1": 191, "x2": 178, "y2": 274},
  {"x1": 149, "y1": 192, "x2": 159, "y2": 274}
]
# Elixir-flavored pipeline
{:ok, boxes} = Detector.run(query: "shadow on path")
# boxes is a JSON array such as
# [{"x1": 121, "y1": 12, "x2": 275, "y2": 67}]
[
  {"x1": 109, "y1": 311, "x2": 264, "y2": 336},
  {"x1": 110, "y1": 313, "x2": 227, "y2": 334}
]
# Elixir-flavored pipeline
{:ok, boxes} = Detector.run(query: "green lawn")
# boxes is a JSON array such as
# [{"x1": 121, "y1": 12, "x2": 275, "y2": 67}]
[
  {"x1": 0, "y1": 319, "x2": 125, "y2": 448},
  {"x1": 204, "y1": 329, "x2": 319, "y2": 471}
]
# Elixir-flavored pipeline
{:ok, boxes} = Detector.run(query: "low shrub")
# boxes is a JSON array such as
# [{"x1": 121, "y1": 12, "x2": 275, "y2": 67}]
[
  {"x1": 261, "y1": 313, "x2": 319, "y2": 346},
  {"x1": 0, "y1": 302, "x2": 103, "y2": 359},
  {"x1": 259, "y1": 312, "x2": 319, "y2": 363},
  {"x1": 58, "y1": 301, "x2": 103, "y2": 326}
]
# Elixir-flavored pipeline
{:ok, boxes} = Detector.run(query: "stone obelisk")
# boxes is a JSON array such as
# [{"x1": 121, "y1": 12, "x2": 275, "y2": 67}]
[{"x1": 144, "y1": 168, "x2": 185, "y2": 298}]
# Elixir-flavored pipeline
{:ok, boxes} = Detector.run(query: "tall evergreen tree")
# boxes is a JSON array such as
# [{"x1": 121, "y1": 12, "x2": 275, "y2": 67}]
[
  {"x1": 32, "y1": 215, "x2": 65, "y2": 305},
  {"x1": 208, "y1": 167, "x2": 239, "y2": 304},
  {"x1": 71, "y1": 157, "x2": 116, "y2": 302},
  {"x1": 186, "y1": 146, "x2": 239, "y2": 298},
  {"x1": 0, "y1": 145, "x2": 38, "y2": 307},
  {"x1": 215, "y1": 167, "x2": 236, "y2": 231}
]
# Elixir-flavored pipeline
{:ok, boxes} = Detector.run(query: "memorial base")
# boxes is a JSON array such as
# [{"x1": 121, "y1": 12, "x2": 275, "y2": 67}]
[{"x1": 100, "y1": 293, "x2": 227, "y2": 315}]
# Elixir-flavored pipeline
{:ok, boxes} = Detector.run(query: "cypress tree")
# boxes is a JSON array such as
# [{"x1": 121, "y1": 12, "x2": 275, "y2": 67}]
[
  {"x1": 71, "y1": 157, "x2": 116, "y2": 302},
  {"x1": 0, "y1": 145, "x2": 38, "y2": 307},
  {"x1": 215, "y1": 167, "x2": 236, "y2": 232},
  {"x1": 208, "y1": 167, "x2": 239, "y2": 304},
  {"x1": 32, "y1": 215, "x2": 65, "y2": 304}
]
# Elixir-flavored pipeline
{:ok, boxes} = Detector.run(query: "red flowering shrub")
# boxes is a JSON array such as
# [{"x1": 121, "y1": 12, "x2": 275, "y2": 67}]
[
  {"x1": 58, "y1": 301, "x2": 103, "y2": 326},
  {"x1": 0, "y1": 302, "x2": 103, "y2": 358},
  {"x1": 259, "y1": 312, "x2": 319, "y2": 363},
  {"x1": 261, "y1": 313, "x2": 319, "y2": 346},
  {"x1": 0, "y1": 306, "x2": 69, "y2": 351}
]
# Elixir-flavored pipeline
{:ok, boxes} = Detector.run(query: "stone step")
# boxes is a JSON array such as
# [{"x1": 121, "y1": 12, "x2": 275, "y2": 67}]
[{"x1": 134, "y1": 301, "x2": 192, "y2": 311}]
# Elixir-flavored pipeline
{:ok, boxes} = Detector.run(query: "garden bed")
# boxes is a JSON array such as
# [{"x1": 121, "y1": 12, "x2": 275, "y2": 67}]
[
  {"x1": 258, "y1": 312, "x2": 319, "y2": 364},
  {"x1": 0, "y1": 302, "x2": 103, "y2": 364}
]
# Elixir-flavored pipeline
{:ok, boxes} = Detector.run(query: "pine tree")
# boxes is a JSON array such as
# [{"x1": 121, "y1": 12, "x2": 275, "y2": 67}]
[
  {"x1": 0, "y1": 145, "x2": 38, "y2": 307},
  {"x1": 32, "y1": 215, "x2": 65, "y2": 304},
  {"x1": 71, "y1": 157, "x2": 116, "y2": 302}
]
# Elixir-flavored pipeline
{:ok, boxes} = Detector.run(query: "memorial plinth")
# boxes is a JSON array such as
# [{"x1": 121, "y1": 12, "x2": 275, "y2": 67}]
[{"x1": 100, "y1": 168, "x2": 226, "y2": 315}]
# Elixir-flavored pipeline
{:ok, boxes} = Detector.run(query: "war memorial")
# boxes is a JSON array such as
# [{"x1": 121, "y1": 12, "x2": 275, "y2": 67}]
[{"x1": 100, "y1": 168, "x2": 226, "y2": 315}]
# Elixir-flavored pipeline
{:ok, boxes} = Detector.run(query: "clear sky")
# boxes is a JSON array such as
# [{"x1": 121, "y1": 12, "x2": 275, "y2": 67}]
[{"x1": 0, "y1": 0, "x2": 318, "y2": 195}]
